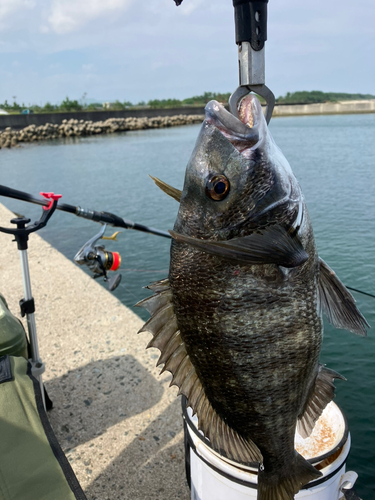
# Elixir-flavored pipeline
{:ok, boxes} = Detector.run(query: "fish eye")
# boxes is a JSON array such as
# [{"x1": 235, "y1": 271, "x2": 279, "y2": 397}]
[{"x1": 205, "y1": 175, "x2": 230, "y2": 201}]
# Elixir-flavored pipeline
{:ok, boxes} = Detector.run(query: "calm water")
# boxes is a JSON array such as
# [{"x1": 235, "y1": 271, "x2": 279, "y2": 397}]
[{"x1": 1, "y1": 113, "x2": 374, "y2": 497}]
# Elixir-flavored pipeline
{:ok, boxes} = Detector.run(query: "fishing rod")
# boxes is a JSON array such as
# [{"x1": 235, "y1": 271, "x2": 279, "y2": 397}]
[
  {"x1": 0, "y1": 184, "x2": 171, "y2": 239},
  {"x1": 2, "y1": 185, "x2": 374, "y2": 299}
]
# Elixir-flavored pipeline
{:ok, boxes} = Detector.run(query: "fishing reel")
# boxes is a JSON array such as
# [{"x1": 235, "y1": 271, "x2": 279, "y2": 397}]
[{"x1": 74, "y1": 225, "x2": 122, "y2": 292}]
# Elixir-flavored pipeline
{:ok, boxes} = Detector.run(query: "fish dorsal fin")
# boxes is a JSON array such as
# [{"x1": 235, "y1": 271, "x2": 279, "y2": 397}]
[
  {"x1": 136, "y1": 280, "x2": 262, "y2": 465},
  {"x1": 318, "y1": 258, "x2": 369, "y2": 336},
  {"x1": 297, "y1": 364, "x2": 345, "y2": 438},
  {"x1": 149, "y1": 175, "x2": 182, "y2": 202}
]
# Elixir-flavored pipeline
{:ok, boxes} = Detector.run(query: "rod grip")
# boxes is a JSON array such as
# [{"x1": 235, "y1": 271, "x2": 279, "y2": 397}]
[{"x1": 233, "y1": 0, "x2": 268, "y2": 51}]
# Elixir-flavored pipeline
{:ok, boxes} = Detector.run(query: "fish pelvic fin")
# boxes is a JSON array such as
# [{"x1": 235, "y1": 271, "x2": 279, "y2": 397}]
[
  {"x1": 297, "y1": 364, "x2": 345, "y2": 438},
  {"x1": 258, "y1": 453, "x2": 321, "y2": 500},
  {"x1": 149, "y1": 175, "x2": 182, "y2": 202},
  {"x1": 318, "y1": 258, "x2": 369, "y2": 336},
  {"x1": 169, "y1": 224, "x2": 308, "y2": 268},
  {"x1": 136, "y1": 279, "x2": 262, "y2": 465}
]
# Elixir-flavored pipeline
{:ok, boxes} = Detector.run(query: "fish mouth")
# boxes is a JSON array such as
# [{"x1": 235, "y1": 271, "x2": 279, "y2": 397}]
[{"x1": 204, "y1": 95, "x2": 263, "y2": 153}]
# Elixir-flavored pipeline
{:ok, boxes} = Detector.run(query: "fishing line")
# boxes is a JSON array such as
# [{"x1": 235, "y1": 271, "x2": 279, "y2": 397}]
[
  {"x1": 117, "y1": 270, "x2": 375, "y2": 298},
  {"x1": 346, "y1": 286, "x2": 375, "y2": 299},
  {"x1": 116, "y1": 282, "x2": 140, "y2": 301}
]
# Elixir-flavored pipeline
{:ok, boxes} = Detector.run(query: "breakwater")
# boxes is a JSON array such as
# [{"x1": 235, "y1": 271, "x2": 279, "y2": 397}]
[
  {"x1": 272, "y1": 99, "x2": 375, "y2": 117},
  {"x1": 0, "y1": 114, "x2": 204, "y2": 149},
  {"x1": 0, "y1": 106, "x2": 205, "y2": 131},
  {"x1": 1, "y1": 99, "x2": 374, "y2": 149}
]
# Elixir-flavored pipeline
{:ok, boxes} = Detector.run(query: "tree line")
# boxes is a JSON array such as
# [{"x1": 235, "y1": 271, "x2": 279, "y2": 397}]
[
  {"x1": 1, "y1": 91, "x2": 374, "y2": 114},
  {"x1": 276, "y1": 91, "x2": 375, "y2": 105}
]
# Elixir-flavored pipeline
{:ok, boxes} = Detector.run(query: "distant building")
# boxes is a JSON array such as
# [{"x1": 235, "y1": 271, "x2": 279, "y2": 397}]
[{"x1": 0, "y1": 109, "x2": 8, "y2": 115}]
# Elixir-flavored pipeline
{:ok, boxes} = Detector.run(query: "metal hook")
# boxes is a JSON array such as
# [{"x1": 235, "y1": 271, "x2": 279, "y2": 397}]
[{"x1": 229, "y1": 84, "x2": 275, "y2": 125}]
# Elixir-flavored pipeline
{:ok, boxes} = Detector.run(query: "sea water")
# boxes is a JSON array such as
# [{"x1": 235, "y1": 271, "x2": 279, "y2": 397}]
[{"x1": 1, "y1": 113, "x2": 374, "y2": 497}]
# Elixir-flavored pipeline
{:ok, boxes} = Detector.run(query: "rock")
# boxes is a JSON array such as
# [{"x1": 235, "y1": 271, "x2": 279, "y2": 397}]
[{"x1": 0, "y1": 113, "x2": 204, "y2": 149}]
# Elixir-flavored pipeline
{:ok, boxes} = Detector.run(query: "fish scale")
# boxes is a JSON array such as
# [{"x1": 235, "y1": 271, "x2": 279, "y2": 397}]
[{"x1": 171, "y1": 243, "x2": 319, "y2": 429}]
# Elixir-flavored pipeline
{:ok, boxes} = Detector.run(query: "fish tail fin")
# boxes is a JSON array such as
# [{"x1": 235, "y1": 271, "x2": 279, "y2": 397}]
[{"x1": 258, "y1": 453, "x2": 321, "y2": 500}]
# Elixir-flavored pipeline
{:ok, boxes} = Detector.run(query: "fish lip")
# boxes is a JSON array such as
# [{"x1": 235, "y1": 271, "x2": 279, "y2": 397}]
[{"x1": 204, "y1": 98, "x2": 260, "y2": 149}]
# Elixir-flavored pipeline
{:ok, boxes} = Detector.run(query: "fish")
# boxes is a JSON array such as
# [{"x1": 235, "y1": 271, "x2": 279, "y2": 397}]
[{"x1": 137, "y1": 95, "x2": 368, "y2": 500}]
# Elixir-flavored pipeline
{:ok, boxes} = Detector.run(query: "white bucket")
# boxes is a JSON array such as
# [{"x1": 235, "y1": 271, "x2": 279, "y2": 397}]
[{"x1": 182, "y1": 399, "x2": 350, "y2": 500}]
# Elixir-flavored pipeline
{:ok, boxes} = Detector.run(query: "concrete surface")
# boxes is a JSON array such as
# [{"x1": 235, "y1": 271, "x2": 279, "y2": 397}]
[
  {"x1": 272, "y1": 99, "x2": 375, "y2": 116},
  {"x1": 0, "y1": 202, "x2": 190, "y2": 500}
]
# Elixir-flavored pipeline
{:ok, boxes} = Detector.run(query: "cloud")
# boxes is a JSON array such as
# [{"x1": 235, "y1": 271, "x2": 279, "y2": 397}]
[
  {"x1": 47, "y1": 0, "x2": 134, "y2": 34},
  {"x1": 178, "y1": 0, "x2": 204, "y2": 16},
  {"x1": 0, "y1": 0, "x2": 34, "y2": 19},
  {"x1": 0, "y1": 0, "x2": 373, "y2": 103},
  {"x1": 0, "y1": 0, "x2": 35, "y2": 29}
]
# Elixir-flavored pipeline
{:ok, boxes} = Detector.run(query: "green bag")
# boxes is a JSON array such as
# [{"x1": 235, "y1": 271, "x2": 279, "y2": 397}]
[
  {"x1": 0, "y1": 355, "x2": 87, "y2": 500},
  {"x1": 0, "y1": 295, "x2": 28, "y2": 359}
]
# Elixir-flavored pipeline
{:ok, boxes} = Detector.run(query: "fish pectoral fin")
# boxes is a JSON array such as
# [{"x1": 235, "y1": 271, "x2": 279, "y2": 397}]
[
  {"x1": 297, "y1": 364, "x2": 345, "y2": 439},
  {"x1": 136, "y1": 279, "x2": 262, "y2": 465},
  {"x1": 149, "y1": 175, "x2": 182, "y2": 202},
  {"x1": 170, "y1": 225, "x2": 308, "y2": 268},
  {"x1": 318, "y1": 258, "x2": 369, "y2": 336}
]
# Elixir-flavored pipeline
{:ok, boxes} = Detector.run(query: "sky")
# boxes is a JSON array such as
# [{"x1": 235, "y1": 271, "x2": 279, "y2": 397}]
[{"x1": 0, "y1": 0, "x2": 374, "y2": 105}]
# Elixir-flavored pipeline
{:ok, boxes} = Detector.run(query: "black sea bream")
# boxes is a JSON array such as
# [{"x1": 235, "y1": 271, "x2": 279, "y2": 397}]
[{"x1": 137, "y1": 95, "x2": 368, "y2": 500}]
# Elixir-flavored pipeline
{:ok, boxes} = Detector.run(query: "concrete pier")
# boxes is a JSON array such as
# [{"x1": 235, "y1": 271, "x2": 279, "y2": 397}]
[
  {"x1": 0, "y1": 202, "x2": 189, "y2": 500},
  {"x1": 272, "y1": 99, "x2": 375, "y2": 117}
]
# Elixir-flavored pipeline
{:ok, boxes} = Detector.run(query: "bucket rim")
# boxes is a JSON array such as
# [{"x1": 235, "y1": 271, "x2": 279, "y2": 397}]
[
  {"x1": 181, "y1": 395, "x2": 349, "y2": 467},
  {"x1": 186, "y1": 421, "x2": 350, "y2": 491}
]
